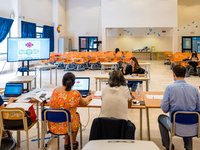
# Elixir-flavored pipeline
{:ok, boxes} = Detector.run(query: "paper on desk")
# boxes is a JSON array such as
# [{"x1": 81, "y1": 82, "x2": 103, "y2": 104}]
[
  {"x1": 126, "y1": 75, "x2": 137, "y2": 78},
  {"x1": 94, "y1": 91, "x2": 102, "y2": 97},
  {"x1": 88, "y1": 99, "x2": 102, "y2": 106},
  {"x1": 6, "y1": 103, "x2": 32, "y2": 111},
  {"x1": 146, "y1": 95, "x2": 163, "y2": 99}
]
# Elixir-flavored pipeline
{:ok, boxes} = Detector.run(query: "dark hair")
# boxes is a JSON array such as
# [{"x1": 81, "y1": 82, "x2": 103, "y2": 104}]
[
  {"x1": 130, "y1": 57, "x2": 141, "y2": 71},
  {"x1": 115, "y1": 48, "x2": 120, "y2": 54},
  {"x1": 172, "y1": 65, "x2": 186, "y2": 78},
  {"x1": 62, "y1": 72, "x2": 75, "y2": 91},
  {"x1": 192, "y1": 51, "x2": 197, "y2": 58},
  {"x1": 109, "y1": 70, "x2": 126, "y2": 87}
]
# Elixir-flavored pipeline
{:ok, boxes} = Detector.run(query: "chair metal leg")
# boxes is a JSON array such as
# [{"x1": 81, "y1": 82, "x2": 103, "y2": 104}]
[
  {"x1": 0, "y1": 129, "x2": 3, "y2": 146},
  {"x1": 57, "y1": 136, "x2": 59, "y2": 150},
  {"x1": 17, "y1": 131, "x2": 20, "y2": 147},
  {"x1": 169, "y1": 135, "x2": 173, "y2": 150},
  {"x1": 26, "y1": 130, "x2": 29, "y2": 150}
]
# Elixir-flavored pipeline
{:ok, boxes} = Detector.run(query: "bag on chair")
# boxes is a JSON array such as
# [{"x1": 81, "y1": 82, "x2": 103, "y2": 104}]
[{"x1": 3, "y1": 103, "x2": 36, "y2": 129}]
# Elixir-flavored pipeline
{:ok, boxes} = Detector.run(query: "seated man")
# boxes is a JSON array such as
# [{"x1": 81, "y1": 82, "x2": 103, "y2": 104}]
[{"x1": 158, "y1": 65, "x2": 200, "y2": 150}]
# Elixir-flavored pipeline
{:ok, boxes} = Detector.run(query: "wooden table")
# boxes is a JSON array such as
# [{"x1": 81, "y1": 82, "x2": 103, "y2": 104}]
[
  {"x1": 35, "y1": 65, "x2": 58, "y2": 88},
  {"x1": 21, "y1": 89, "x2": 146, "y2": 148},
  {"x1": 8, "y1": 75, "x2": 37, "y2": 91},
  {"x1": 94, "y1": 74, "x2": 150, "y2": 91},
  {"x1": 82, "y1": 140, "x2": 160, "y2": 150},
  {"x1": 142, "y1": 91, "x2": 163, "y2": 140}
]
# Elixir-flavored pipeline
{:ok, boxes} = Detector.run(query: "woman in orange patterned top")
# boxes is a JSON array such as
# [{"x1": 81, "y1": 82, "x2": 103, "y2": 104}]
[{"x1": 48, "y1": 72, "x2": 92, "y2": 150}]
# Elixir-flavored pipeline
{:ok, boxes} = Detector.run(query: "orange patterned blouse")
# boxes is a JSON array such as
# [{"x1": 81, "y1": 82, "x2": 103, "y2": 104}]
[{"x1": 48, "y1": 89, "x2": 81, "y2": 134}]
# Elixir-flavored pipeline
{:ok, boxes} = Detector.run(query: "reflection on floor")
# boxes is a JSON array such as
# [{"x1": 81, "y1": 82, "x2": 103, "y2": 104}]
[{"x1": 1, "y1": 60, "x2": 200, "y2": 150}]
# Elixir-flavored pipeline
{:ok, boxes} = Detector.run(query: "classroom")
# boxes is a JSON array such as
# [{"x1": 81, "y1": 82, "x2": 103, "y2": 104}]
[{"x1": 0, "y1": 0, "x2": 200, "y2": 150}]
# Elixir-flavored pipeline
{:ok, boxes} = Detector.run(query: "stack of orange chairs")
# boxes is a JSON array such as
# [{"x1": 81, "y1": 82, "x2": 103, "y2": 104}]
[
  {"x1": 123, "y1": 53, "x2": 134, "y2": 64},
  {"x1": 88, "y1": 54, "x2": 99, "y2": 70},
  {"x1": 63, "y1": 54, "x2": 74, "y2": 71}
]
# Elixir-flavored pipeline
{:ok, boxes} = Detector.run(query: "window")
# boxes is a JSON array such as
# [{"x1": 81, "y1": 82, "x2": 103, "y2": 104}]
[
  {"x1": 0, "y1": 33, "x2": 10, "y2": 54},
  {"x1": 36, "y1": 26, "x2": 43, "y2": 38},
  {"x1": 79, "y1": 36, "x2": 98, "y2": 52}
]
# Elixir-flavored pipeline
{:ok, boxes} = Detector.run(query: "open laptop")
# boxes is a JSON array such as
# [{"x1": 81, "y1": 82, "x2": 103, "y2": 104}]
[
  {"x1": 1, "y1": 83, "x2": 23, "y2": 101},
  {"x1": 72, "y1": 77, "x2": 90, "y2": 97}
]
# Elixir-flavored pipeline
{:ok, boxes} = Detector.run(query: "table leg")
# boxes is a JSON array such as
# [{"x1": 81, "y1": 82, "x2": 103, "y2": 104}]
[
  {"x1": 30, "y1": 82, "x2": 32, "y2": 91},
  {"x1": 140, "y1": 109, "x2": 142, "y2": 140},
  {"x1": 99, "y1": 79, "x2": 101, "y2": 91},
  {"x1": 115, "y1": 64, "x2": 117, "y2": 70},
  {"x1": 35, "y1": 77, "x2": 36, "y2": 89},
  {"x1": 95, "y1": 79, "x2": 97, "y2": 91},
  {"x1": 40, "y1": 69, "x2": 42, "y2": 88},
  {"x1": 146, "y1": 81, "x2": 149, "y2": 91},
  {"x1": 56, "y1": 68, "x2": 57, "y2": 86},
  {"x1": 148, "y1": 65, "x2": 151, "y2": 83},
  {"x1": 146, "y1": 108, "x2": 151, "y2": 140},
  {"x1": 36, "y1": 103, "x2": 40, "y2": 148},
  {"x1": 157, "y1": 52, "x2": 159, "y2": 60},
  {"x1": 41, "y1": 104, "x2": 44, "y2": 149},
  {"x1": 50, "y1": 68, "x2": 52, "y2": 84}
]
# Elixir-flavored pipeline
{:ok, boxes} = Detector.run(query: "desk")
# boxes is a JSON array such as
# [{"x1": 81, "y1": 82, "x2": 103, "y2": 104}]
[
  {"x1": 94, "y1": 74, "x2": 149, "y2": 91},
  {"x1": 8, "y1": 75, "x2": 37, "y2": 91},
  {"x1": 100, "y1": 62, "x2": 118, "y2": 73},
  {"x1": 142, "y1": 91, "x2": 163, "y2": 140},
  {"x1": 33, "y1": 89, "x2": 145, "y2": 149},
  {"x1": 82, "y1": 140, "x2": 160, "y2": 150},
  {"x1": 132, "y1": 52, "x2": 152, "y2": 60},
  {"x1": 35, "y1": 65, "x2": 58, "y2": 88},
  {"x1": 154, "y1": 51, "x2": 172, "y2": 60}
]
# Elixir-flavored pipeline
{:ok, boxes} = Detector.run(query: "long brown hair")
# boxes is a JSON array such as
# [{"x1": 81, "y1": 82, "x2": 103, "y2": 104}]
[
  {"x1": 109, "y1": 71, "x2": 126, "y2": 87},
  {"x1": 130, "y1": 57, "x2": 141, "y2": 71}
]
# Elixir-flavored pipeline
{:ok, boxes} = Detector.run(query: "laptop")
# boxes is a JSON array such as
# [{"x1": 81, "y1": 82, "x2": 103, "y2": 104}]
[
  {"x1": 72, "y1": 77, "x2": 90, "y2": 97},
  {"x1": 1, "y1": 83, "x2": 23, "y2": 101}
]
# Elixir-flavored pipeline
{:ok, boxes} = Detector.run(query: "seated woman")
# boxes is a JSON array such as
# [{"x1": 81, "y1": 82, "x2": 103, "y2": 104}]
[
  {"x1": 115, "y1": 48, "x2": 120, "y2": 54},
  {"x1": 100, "y1": 70, "x2": 132, "y2": 120},
  {"x1": 189, "y1": 51, "x2": 199, "y2": 75},
  {"x1": 122, "y1": 57, "x2": 145, "y2": 91},
  {"x1": 48, "y1": 72, "x2": 93, "y2": 150}
]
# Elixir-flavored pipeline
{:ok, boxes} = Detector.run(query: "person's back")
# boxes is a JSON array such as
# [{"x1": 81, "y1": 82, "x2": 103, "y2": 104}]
[
  {"x1": 158, "y1": 65, "x2": 200, "y2": 150},
  {"x1": 100, "y1": 71, "x2": 131, "y2": 120},
  {"x1": 101, "y1": 85, "x2": 130, "y2": 120}
]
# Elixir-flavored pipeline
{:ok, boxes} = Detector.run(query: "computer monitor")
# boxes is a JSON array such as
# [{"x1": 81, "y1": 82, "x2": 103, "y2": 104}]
[
  {"x1": 7, "y1": 38, "x2": 50, "y2": 62},
  {"x1": 72, "y1": 77, "x2": 90, "y2": 92}
]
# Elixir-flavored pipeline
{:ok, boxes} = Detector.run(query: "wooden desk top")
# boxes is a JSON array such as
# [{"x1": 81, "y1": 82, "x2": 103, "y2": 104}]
[
  {"x1": 35, "y1": 65, "x2": 58, "y2": 69},
  {"x1": 139, "y1": 62, "x2": 151, "y2": 66},
  {"x1": 142, "y1": 91, "x2": 164, "y2": 108},
  {"x1": 0, "y1": 88, "x2": 4, "y2": 94},
  {"x1": 94, "y1": 74, "x2": 149, "y2": 81},
  {"x1": 8, "y1": 75, "x2": 37, "y2": 83}
]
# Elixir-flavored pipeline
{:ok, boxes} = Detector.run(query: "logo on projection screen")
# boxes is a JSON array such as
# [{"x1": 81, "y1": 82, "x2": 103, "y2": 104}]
[{"x1": 25, "y1": 42, "x2": 34, "y2": 48}]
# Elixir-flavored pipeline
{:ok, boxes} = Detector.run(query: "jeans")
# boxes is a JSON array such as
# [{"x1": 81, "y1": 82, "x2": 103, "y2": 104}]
[
  {"x1": 158, "y1": 114, "x2": 192, "y2": 150},
  {"x1": 128, "y1": 81, "x2": 142, "y2": 91}
]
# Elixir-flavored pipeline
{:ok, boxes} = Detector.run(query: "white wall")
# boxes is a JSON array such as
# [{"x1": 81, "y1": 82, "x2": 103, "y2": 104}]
[
  {"x1": 65, "y1": 0, "x2": 101, "y2": 50},
  {"x1": 20, "y1": 0, "x2": 53, "y2": 26},
  {"x1": 0, "y1": 0, "x2": 13, "y2": 18},
  {"x1": 102, "y1": 0, "x2": 177, "y2": 28}
]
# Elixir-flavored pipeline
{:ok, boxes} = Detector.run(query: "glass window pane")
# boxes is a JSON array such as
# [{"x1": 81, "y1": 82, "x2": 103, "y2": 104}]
[
  {"x1": 183, "y1": 38, "x2": 191, "y2": 49},
  {"x1": 89, "y1": 38, "x2": 97, "y2": 48},
  {"x1": 36, "y1": 26, "x2": 43, "y2": 33},
  {"x1": 80, "y1": 38, "x2": 88, "y2": 48},
  {"x1": 0, "y1": 34, "x2": 9, "y2": 53}
]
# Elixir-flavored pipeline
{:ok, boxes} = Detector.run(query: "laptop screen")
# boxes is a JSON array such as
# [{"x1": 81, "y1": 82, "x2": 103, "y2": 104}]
[
  {"x1": 72, "y1": 78, "x2": 90, "y2": 91},
  {"x1": 4, "y1": 83, "x2": 23, "y2": 96}
]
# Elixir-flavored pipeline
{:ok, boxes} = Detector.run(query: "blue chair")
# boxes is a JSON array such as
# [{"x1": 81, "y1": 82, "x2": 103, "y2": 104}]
[
  {"x1": 42, "y1": 109, "x2": 82, "y2": 150},
  {"x1": 169, "y1": 110, "x2": 200, "y2": 150}
]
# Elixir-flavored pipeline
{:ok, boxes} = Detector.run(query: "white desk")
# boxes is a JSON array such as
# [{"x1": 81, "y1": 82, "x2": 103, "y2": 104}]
[
  {"x1": 100, "y1": 62, "x2": 118, "y2": 73},
  {"x1": 94, "y1": 74, "x2": 149, "y2": 91},
  {"x1": 35, "y1": 65, "x2": 58, "y2": 88},
  {"x1": 82, "y1": 140, "x2": 160, "y2": 150}
]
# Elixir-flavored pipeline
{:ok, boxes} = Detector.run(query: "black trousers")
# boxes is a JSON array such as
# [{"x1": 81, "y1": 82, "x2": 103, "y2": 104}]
[{"x1": 189, "y1": 61, "x2": 198, "y2": 72}]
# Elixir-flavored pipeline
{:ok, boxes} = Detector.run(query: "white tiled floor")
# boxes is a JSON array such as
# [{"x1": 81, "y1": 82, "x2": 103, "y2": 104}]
[{"x1": 1, "y1": 60, "x2": 200, "y2": 150}]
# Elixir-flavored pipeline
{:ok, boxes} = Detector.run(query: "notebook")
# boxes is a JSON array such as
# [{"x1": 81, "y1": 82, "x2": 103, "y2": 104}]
[
  {"x1": 1, "y1": 83, "x2": 23, "y2": 101},
  {"x1": 72, "y1": 77, "x2": 90, "y2": 97}
]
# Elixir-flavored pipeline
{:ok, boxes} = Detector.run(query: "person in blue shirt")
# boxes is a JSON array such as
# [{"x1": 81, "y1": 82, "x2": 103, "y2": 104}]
[{"x1": 158, "y1": 65, "x2": 200, "y2": 150}]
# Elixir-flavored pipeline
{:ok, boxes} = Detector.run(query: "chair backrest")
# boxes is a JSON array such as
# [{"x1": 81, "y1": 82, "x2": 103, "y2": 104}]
[
  {"x1": 89, "y1": 117, "x2": 136, "y2": 141},
  {"x1": 0, "y1": 108, "x2": 27, "y2": 130},
  {"x1": 42, "y1": 109, "x2": 71, "y2": 123},
  {"x1": 171, "y1": 110, "x2": 200, "y2": 137}
]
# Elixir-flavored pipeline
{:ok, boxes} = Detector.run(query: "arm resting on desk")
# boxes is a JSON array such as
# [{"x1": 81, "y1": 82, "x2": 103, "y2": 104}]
[{"x1": 79, "y1": 95, "x2": 93, "y2": 106}]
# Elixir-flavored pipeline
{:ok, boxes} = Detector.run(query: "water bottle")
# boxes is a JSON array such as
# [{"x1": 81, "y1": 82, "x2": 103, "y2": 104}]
[{"x1": 136, "y1": 83, "x2": 141, "y2": 96}]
